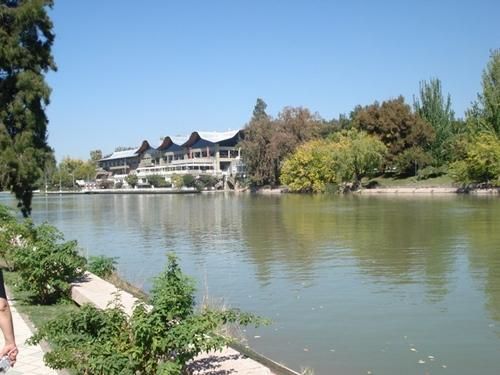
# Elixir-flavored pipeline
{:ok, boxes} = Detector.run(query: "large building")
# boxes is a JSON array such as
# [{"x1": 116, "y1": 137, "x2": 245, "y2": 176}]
[{"x1": 98, "y1": 130, "x2": 244, "y2": 182}]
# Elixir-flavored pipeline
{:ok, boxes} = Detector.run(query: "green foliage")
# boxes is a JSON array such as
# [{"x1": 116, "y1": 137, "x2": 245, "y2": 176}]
[
  {"x1": 61, "y1": 157, "x2": 95, "y2": 181},
  {"x1": 393, "y1": 146, "x2": 433, "y2": 177},
  {"x1": 449, "y1": 132, "x2": 500, "y2": 185},
  {"x1": 466, "y1": 50, "x2": 500, "y2": 135},
  {"x1": 146, "y1": 174, "x2": 168, "y2": 188},
  {"x1": 414, "y1": 79, "x2": 456, "y2": 165},
  {"x1": 252, "y1": 97, "x2": 268, "y2": 121},
  {"x1": 88, "y1": 255, "x2": 118, "y2": 278},
  {"x1": 29, "y1": 254, "x2": 265, "y2": 375},
  {"x1": 240, "y1": 101, "x2": 322, "y2": 186},
  {"x1": 417, "y1": 165, "x2": 447, "y2": 180},
  {"x1": 0, "y1": 0, "x2": 56, "y2": 216},
  {"x1": 125, "y1": 174, "x2": 138, "y2": 188},
  {"x1": 194, "y1": 174, "x2": 218, "y2": 191},
  {"x1": 10, "y1": 223, "x2": 86, "y2": 304},
  {"x1": 0, "y1": 205, "x2": 31, "y2": 268},
  {"x1": 97, "y1": 179, "x2": 114, "y2": 189},
  {"x1": 280, "y1": 140, "x2": 334, "y2": 193},
  {"x1": 281, "y1": 130, "x2": 386, "y2": 192},
  {"x1": 89, "y1": 150, "x2": 103, "y2": 163},
  {"x1": 353, "y1": 96, "x2": 435, "y2": 166},
  {"x1": 182, "y1": 174, "x2": 195, "y2": 188},
  {"x1": 170, "y1": 174, "x2": 184, "y2": 189}
]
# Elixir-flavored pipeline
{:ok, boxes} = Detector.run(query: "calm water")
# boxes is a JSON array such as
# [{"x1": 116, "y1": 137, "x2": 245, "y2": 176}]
[{"x1": 2, "y1": 192, "x2": 500, "y2": 374}]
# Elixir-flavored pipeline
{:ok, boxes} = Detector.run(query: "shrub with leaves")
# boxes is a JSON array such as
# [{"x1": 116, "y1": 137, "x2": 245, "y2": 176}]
[
  {"x1": 11, "y1": 223, "x2": 86, "y2": 304},
  {"x1": 88, "y1": 255, "x2": 117, "y2": 278},
  {"x1": 170, "y1": 174, "x2": 184, "y2": 189},
  {"x1": 29, "y1": 254, "x2": 265, "y2": 375},
  {"x1": 182, "y1": 174, "x2": 195, "y2": 188},
  {"x1": 449, "y1": 132, "x2": 500, "y2": 186},
  {"x1": 0, "y1": 205, "x2": 31, "y2": 268}
]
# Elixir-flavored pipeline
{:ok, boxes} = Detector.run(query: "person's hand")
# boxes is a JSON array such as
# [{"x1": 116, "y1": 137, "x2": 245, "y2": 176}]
[{"x1": 0, "y1": 343, "x2": 17, "y2": 367}]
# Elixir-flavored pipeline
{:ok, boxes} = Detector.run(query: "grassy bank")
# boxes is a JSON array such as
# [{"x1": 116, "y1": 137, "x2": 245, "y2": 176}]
[
  {"x1": 367, "y1": 174, "x2": 455, "y2": 188},
  {"x1": 3, "y1": 270, "x2": 79, "y2": 329}
]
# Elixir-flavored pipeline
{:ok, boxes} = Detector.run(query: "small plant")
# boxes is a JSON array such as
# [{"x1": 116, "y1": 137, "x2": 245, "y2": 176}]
[
  {"x1": 182, "y1": 174, "x2": 195, "y2": 188},
  {"x1": 10, "y1": 223, "x2": 86, "y2": 304},
  {"x1": 88, "y1": 255, "x2": 118, "y2": 278},
  {"x1": 171, "y1": 174, "x2": 184, "y2": 189},
  {"x1": 146, "y1": 174, "x2": 168, "y2": 187},
  {"x1": 30, "y1": 254, "x2": 266, "y2": 374},
  {"x1": 0, "y1": 205, "x2": 32, "y2": 268},
  {"x1": 125, "y1": 174, "x2": 138, "y2": 188}
]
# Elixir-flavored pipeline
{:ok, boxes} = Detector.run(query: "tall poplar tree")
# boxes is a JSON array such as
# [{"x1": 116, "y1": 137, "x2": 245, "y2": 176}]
[
  {"x1": 466, "y1": 49, "x2": 500, "y2": 136},
  {"x1": 414, "y1": 78, "x2": 455, "y2": 165},
  {"x1": 0, "y1": 0, "x2": 56, "y2": 216}
]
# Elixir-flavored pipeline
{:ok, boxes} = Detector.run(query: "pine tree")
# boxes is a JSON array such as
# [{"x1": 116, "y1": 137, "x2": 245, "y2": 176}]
[{"x1": 0, "y1": 0, "x2": 56, "y2": 216}]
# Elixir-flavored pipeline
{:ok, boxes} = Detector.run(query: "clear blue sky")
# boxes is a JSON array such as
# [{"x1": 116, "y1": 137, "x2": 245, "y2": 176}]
[{"x1": 46, "y1": 0, "x2": 500, "y2": 161}]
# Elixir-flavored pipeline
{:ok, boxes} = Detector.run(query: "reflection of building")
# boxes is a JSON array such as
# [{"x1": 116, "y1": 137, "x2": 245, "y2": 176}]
[{"x1": 98, "y1": 130, "x2": 244, "y2": 180}]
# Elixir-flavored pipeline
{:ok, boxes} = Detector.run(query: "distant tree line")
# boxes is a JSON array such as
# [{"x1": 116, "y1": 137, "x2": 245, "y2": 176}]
[{"x1": 240, "y1": 50, "x2": 500, "y2": 192}]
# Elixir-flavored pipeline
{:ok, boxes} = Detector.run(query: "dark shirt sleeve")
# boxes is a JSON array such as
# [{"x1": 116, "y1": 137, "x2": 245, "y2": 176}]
[{"x1": 0, "y1": 270, "x2": 7, "y2": 300}]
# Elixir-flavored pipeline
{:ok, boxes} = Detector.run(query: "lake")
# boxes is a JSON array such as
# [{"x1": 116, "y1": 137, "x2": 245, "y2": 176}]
[{"x1": 1, "y1": 192, "x2": 499, "y2": 374}]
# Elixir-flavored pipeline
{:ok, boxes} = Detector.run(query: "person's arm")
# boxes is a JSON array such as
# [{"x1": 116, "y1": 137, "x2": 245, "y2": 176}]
[
  {"x1": 0, "y1": 270, "x2": 17, "y2": 366},
  {"x1": 0, "y1": 297, "x2": 16, "y2": 349}
]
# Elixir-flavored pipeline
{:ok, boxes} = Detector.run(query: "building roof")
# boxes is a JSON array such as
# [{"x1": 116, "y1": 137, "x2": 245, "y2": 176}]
[
  {"x1": 100, "y1": 140, "x2": 152, "y2": 161},
  {"x1": 181, "y1": 130, "x2": 242, "y2": 148},
  {"x1": 100, "y1": 148, "x2": 138, "y2": 161},
  {"x1": 196, "y1": 130, "x2": 240, "y2": 143},
  {"x1": 101, "y1": 130, "x2": 243, "y2": 160}
]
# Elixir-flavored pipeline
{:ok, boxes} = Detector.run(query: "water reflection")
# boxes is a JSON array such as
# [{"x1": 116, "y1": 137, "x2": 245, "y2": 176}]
[
  {"x1": 2, "y1": 192, "x2": 500, "y2": 374},
  {"x1": 240, "y1": 195, "x2": 463, "y2": 302}
]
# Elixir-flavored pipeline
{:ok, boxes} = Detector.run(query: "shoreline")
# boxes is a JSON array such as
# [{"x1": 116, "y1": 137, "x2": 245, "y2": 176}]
[{"x1": 358, "y1": 186, "x2": 500, "y2": 195}]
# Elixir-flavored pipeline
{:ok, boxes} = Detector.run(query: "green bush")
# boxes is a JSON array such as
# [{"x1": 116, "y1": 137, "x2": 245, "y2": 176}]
[
  {"x1": 125, "y1": 174, "x2": 138, "y2": 188},
  {"x1": 146, "y1": 174, "x2": 168, "y2": 188},
  {"x1": 182, "y1": 174, "x2": 195, "y2": 188},
  {"x1": 11, "y1": 223, "x2": 86, "y2": 304},
  {"x1": 194, "y1": 175, "x2": 218, "y2": 191},
  {"x1": 171, "y1": 174, "x2": 183, "y2": 189},
  {"x1": 393, "y1": 146, "x2": 433, "y2": 177},
  {"x1": 29, "y1": 254, "x2": 265, "y2": 374},
  {"x1": 417, "y1": 165, "x2": 447, "y2": 180},
  {"x1": 98, "y1": 179, "x2": 114, "y2": 189},
  {"x1": 449, "y1": 133, "x2": 500, "y2": 186},
  {"x1": 88, "y1": 255, "x2": 118, "y2": 278},
  {"x1": 0, "y1": 206, "x2": 32, "y2": 269}
]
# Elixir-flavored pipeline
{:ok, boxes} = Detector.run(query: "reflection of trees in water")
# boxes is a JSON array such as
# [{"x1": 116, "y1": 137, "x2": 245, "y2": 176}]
[
  {"x1": 240, "y1": 195, "x2": 337, "y2": 284},
  {"x1": 241, "y1": 194, "x2": 460, "y2": 301},
  {"x1": 71, "y1": 194, "x2": 500, "y2": 321},
  {"x1": 341, "y1": 197, "x2": 459, "y2": 302},
  {"x1": 464, "y1": 198, "x2": 500, "y2": 322}
]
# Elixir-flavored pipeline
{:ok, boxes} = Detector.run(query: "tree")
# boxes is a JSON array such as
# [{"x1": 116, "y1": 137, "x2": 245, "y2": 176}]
[
  {"x1": 280, "y1": 140, "x2": 335, "y2": 193},
  {"x1": 125, "y1": 174, "x2": 138, "y2": 188},
  {"x1": 329, "y1": 129, "x2": 387, "y2": 184},
  {"x1": 90, "y1": 150, "x2": 103, "y2": 164},
  {"x1": 449, "y1": 132, "x2": 500, "y2": 186},
  {"x1": 240, "y1": 101, "x2": 322, "y2": 186},
  {"x1": 281, "y1": 130, "x2": 386, "y2": 192},
  {"x1": 352, "y1": 96, "x2": 435, "y2": 172},
  {"x1": 0, "y1": 0, "x2": 56, "y2": 216},
  {"x1": 467, "y1": 50, "x2": 500, "y2": 135},
  {"x1": 252, "y1": 97, "x2": 268, "y2": 121},
  {"x1": 146, "y1": 174, "x2": 167, "y2": 187},
  {"x1": 56, "y1": 157, "x2": 95, "y2": 188},
  {"x1": 414, "y1": 78, "x2": 455, "y2": 165}
]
